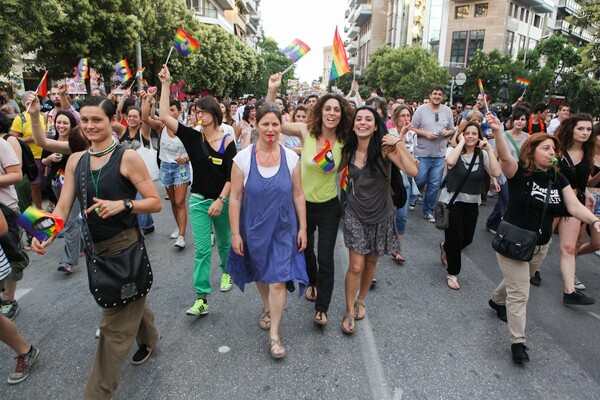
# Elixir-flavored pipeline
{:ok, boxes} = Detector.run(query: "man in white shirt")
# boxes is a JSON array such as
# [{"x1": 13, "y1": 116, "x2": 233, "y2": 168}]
[{"x1": 547, "y1": 103, "x2": 570, "y2": 135}]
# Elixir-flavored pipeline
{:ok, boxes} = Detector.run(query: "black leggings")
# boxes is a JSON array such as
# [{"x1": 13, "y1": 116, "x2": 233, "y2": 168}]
[{"x1": 444, "y1": 202, "x2": 479, "y2": 276}]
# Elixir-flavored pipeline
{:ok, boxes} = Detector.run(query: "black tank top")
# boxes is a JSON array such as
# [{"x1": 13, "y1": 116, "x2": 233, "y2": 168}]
[
  {"x1": 75, "y1": 145, "x2": 137, "y2": 241},
  {"x1": 559, "y1": 152, "x2": 590, "y2": 193},
  {"x1": 593, "y1": 165, "x2": 600, "y2": 189}
]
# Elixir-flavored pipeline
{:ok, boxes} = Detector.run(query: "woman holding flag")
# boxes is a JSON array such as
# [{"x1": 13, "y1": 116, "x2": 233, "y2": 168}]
[{"x1": 267, "y1": 72, "x2": 354, "y2": 326}]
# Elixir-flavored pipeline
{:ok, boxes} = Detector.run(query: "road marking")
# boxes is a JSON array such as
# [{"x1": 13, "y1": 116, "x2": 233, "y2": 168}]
[
  {"x1": 337, "y1": 245, "x2": 403, "y2": 400},
  {"x1": 15, "y1": 288, "x2": 32, "y2": 301},
  {"x1": 588, "y1": 312, "x2": 600, "y2": 321}
]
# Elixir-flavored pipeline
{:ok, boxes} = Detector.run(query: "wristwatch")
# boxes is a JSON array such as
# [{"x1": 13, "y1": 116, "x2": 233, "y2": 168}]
[
  {"x1": 218, "y1": 196, "x2": 228, "y2": 203},
  {"x1": 123, "y1": 199, "x2": 134, "y2": 213}
]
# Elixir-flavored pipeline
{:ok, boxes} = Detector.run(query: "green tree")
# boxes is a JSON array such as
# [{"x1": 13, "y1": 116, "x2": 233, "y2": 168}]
[
  {"x1": 567, "y1": 0, "x2": 600, "y2": 77},
  {"x1": 363, "y1": 46, "x2": 449, "y2": 101}
]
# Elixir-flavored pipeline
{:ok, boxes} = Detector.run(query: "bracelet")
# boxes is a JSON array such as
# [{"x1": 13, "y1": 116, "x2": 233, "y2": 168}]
[
  {"x1": 394, "y1": 139, "x2": 402, "y2": 146},
  {"x1": 593, "y1": 220, "x2": 600, "y2": 227},
  {"x1": 31, "y1": 124, "x2": 42, "y2": 128}
]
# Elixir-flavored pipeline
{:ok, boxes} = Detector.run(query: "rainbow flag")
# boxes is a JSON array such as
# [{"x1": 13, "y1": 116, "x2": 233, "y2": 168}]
[
  {"x1": 115, "y1": 59, "x2": 132, "y2": 82},
  {"x1": 340, "y1": 166, "x2": 349, "y2": 192},
  {"x1": 329, "y1": 27, "x2": 350, "y2": 82},
  {"x1": 515, "y1": 77, "x2": 530, "y2": 89},
  {"x1": 54, "y1": 169, "x2": 65, "y2": 189},
  {"x1": 477, "y1": 78, "x2": 490, "y2": 113},
  {"x1": 77, "y1": 58, "x2": 89, "y2": 79},
  {"x1": 134, "y1": 67, "x2": 145, "y2": 79},
  {"x1": 312, "y1": 139, "x2": 335, "y2": 173},
  {"x1": 173, "y1": 28, "x2": 199, "y2": 56},
  {"x1": 282, "y1": 39, "x2": 311, "y2": 62},
  {"x1": 16, "y1": 206, "x2": 64, "y2": 243},
  {"x1": 35, "y1": 71, "x2": 49, "y2": 97}
]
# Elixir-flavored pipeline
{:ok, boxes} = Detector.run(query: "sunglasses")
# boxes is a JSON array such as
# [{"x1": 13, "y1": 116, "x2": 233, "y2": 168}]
[{"x1": 435, "y1": 112, "x2": 439, "y2": 122}]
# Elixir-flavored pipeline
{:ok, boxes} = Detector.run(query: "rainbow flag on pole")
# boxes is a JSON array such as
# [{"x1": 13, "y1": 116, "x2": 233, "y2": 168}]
[
  {"x1": 77, "y1": 58, "x2": 89, "y2": 79},
  {"x1": 515, "y1": 77, "x2": 530, "y2": 89},
  {"x1": 282, "y1": 39, "x2": 311, "y2": 62},
  {"x1": 35, "y1": 71, "x2": 49, "y2": 97},
  {"x1": 115, "y1": 59, "x2": 132, "y2": 82},
  {"x1": 329, "y1": 27, "x2": 350, "y2": 82},
  {"x1": 173, "y1": 28, "x2": 199, "y2": 56},
  {"x1": 16, "y1": 206, "x2": 64, "y2": 242},
  {"x1": 477, "y1": 78, "x2": 490, "y2": 113},
  {"x1": 311, "y1": 139, "x2": 336, "y2": 173}
]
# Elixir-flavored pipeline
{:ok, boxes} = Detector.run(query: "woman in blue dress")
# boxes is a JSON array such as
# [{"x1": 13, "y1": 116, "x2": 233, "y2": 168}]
[{"x1": 227, "y1": 103, "x2": 308, "y2": 359}]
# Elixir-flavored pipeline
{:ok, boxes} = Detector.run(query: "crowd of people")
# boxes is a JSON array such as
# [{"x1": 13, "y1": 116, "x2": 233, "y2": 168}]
[{"x1": 0, "y1": 68, "x2": 599, "y2": 398}]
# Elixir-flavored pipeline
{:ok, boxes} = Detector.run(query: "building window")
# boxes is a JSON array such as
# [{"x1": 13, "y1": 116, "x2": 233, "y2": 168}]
[
  {"x1": 475, "y1": 3, "x2": 488, "y2": 18},
  {"x1": 533, "y1": 14, "x2": 541, "y2": 28},
  {"x1": 468, "y1": 30, "x2": 485, "y2": 59},
  {"x1": 450, "y1": 31, "x2": 468, "y2": 64},
  {"x1": 513, "y1": 4, "x2": 519, "y2": 19},
  {"x1": 505, "y1": 30, "x2": 515, "y2": 55},
  {"x1": 518, "y1": 34, "x2": 526, "y2": 51},
  {"x1": 455, "y1": 5, "x2": 469, "y2": 19},
  {"x1": 520, "y1": 8, "x2": 525, "y2": 21}
]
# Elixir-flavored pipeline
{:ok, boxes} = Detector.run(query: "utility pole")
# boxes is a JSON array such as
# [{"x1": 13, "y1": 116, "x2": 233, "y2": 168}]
[{"x1": 136, "y1": 42, "x2": 143, "y2": 92}]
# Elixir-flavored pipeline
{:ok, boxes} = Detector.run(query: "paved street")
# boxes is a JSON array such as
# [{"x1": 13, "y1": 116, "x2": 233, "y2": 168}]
[{"x1": 2, "y1": 188, "x2": 600, "y2": 400}]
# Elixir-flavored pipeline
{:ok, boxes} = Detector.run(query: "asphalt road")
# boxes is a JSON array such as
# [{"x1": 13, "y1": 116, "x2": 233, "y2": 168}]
[{"x1": 2, "y1": 189, "x2": 600, "y2": 400}]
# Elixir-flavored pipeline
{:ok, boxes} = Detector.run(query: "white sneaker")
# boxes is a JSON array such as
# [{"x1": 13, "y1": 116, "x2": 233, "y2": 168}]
[
  {"x1": 211, "y1": 233, "x2": 215, "y2": 247},
  {"x1": 169, "y1": 229, "x2": 179, "y2": 239},
  {"x1": 574, "y1": 275, "x2": 586, "y2": 291},
  {"x1": 95, "y1": 328, "x2": 100, "y2": 338},
  {"x1": 595, "y1": 250, "x2": 600, "y2": 257},
  {"x1": 174, "y1": 236, "x2": 186, "y2": 248},
  {"x1": 425, "y1": 213, "x2": 436, "y2": 223}
]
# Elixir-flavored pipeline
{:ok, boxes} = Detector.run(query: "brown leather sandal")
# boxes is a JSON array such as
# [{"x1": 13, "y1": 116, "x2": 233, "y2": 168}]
[
  {"x1": 259, "y1": 310, "x2": 271, "y2": 330},
  {"x1": 341, "y1": 313, "x2": 356, "y2": 335}
]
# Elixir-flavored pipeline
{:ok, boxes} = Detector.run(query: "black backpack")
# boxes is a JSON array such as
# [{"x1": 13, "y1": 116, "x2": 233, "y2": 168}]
[
  {"x1": 376, "y1": 157, "x2": 407, "y2": 209},
  {"x1": 4, "y1": 115, "x2": 39, "y2": 182}
]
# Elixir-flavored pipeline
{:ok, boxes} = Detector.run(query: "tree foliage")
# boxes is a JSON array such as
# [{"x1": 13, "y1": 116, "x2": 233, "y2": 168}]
[
  {"x1": 567, "y1": 0, "x2": 600, "y2": 77},
  {"x1": 252, "y1": 36, "x2": 291, "y2": 97},
  {"x1": 363, "y1": 46, "x2": 449, "y2": 101}
]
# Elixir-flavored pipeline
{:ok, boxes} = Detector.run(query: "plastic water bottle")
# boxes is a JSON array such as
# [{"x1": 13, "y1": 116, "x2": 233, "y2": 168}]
[{"x1": 179, "y1": 164, "x2": 188, "y2": 179}]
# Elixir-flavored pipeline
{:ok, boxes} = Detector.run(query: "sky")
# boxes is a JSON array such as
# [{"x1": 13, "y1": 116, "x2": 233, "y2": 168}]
[{"x1": 259, "y1": 0, "x2": 348, "y2": 83}]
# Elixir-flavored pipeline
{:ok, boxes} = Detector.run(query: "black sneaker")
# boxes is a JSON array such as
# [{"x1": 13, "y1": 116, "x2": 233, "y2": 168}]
[
  {"x1": 370, "y1": 278, "x2": 377, "y2": 290},
  {"x1": 488, "y1": 299, "x2": 507, "y2": 322},
  {"x1": 511, "y1": 343, "x2": 529, "y2": 364},
  {"x1": 1, "y1": 300, "x2": 19, "y2": 321},
  {"x1": 563, "y1": 291, "x2": 595, "y2": 305},
  {"x1": 142, "y1": 226, "x2": 155, "y2": 235},
  {"x1": 132, "y1": 345, "x2": 153, "y2": 365},
  {"x1": 530, "y1": 271, "x2": 541, "y2": 287},
  {"x1": 8, "y1": 346, "x2": 40, "y2": 384}
]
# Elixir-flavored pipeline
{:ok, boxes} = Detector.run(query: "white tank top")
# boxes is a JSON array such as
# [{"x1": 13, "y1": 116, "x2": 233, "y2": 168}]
[{"x1": 159, "y1": 126, "x2": 188, "y2": 163}]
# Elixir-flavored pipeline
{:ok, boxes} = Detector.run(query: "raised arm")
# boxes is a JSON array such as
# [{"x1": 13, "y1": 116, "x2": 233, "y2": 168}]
[
  {"x1": 480, "y1": 138, "x2": 501, "y2": 178},
  {"x1": 382, "y1": 131, "x2": 418, "y2": 176},
  {"x1": 445, "y1": 133, "x2": 465, "y2": 168},
  {"x1": 26, "y1": 94, "x2": 71, "y2": 154},
  {"x1": 266, "y1": 73, "x2": 282, "y2": 103},
  {"x1": 486, "y1": 112, "x2": 517, "y2": 179},
  {"x1": 157, "y1": 65, "x2": 179, "y2": 133},
  {"x1": 141, "y1": 88, "x2": 163, "y2": 132}
]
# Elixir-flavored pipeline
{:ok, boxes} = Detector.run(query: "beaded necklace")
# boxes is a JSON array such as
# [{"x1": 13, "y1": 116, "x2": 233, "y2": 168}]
[{"x1": 88, "y1": 140, "x2": 117, "y2": 157}]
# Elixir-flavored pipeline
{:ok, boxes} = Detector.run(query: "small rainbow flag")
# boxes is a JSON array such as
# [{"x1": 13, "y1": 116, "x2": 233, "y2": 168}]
[
  {"x1": 34, "y1": 71, "x2": 48, "y2": 98},
  {"x1": 282, "y1": 39, "x2": 311, "y2": 62},
  {"x1": 477, "y1": 78, "x2": 489, "y2": 113},
  {"x1": 53, "y1": 169, "x2": 65, "y2": 189},
  {"x1": 77, "y1": 58, "x2": 89, "y2": 79},
  {"x1": 16, "y1": 206, "x2": 64, "y2": 243},
  {"x1": 134, "y1": 67, "x2": 145, "y2": 79},
  {"x1": 312, "y1": 139, "x2": 335, "y2": 173},
  {"x1": 340, "y1": 166, "x2": 349, "y2": 192},
  {"x1": 115, "y1": 59, "x2": 132, "y2": 82},
  {"x1": 329, "y1": 27, "x2": 350, "y2": 82},
  {"x1": 173, "y1": 28, "x2": 199, "y2": 56},
  {"x1": 515, "y1": 77, "x2": 530, "y2": 89}
]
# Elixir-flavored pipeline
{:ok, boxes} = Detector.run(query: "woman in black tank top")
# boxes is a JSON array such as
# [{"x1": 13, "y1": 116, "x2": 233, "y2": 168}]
[
  {"x1": 30, "y1": 96, "x2": 162, "y2": 399},
  {"x1": 579, "y1": 122, "x2": 600, "y2": 256},
  {"x1": 552, "y1": 114, "x2": 596, "y2": 300}
]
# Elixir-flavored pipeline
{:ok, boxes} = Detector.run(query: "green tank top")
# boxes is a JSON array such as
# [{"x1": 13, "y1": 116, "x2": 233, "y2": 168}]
[{"x1": 301, "y1": 133, "x2": 343, "y2": 203}]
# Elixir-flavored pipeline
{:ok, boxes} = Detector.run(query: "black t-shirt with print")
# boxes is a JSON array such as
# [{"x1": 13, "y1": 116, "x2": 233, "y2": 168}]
[{"x1": 504, "y1": 164, "x2": 570, "y2": 245}]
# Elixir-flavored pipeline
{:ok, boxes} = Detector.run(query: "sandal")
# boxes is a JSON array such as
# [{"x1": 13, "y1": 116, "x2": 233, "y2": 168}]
[
  {"x1": 305, "y1": 285, "x2": 317, "y2": 302},
  {"x1": 447, "y1": 274, "x2": 460, "y2": 290},
  {"x1": 439, "y1": 242, "x2": 447, "y2": 266},
  {"x1": 392, "y1": 252, "x2": 405, "y2": 265},
  {"x1": 269, "y1": 337, "x2": 286, "y2": 359},
  {"x1": 259, "y1": 310, "x2": 271, "y2": 330},
  {"x1": 341, "y1": 313, "x2": 355, "y2": 335},
  {"x1": 354, "y1": 301, "x2": 366, "y2": 320},
  {"x1": 313, "y1": 311, "x2": 328, "y2": 326}
]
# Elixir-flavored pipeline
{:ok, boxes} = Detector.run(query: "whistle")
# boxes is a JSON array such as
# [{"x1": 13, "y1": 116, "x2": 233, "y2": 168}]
[{"x1": 551, "y1": 157, "x2": 558, "y2": 164}]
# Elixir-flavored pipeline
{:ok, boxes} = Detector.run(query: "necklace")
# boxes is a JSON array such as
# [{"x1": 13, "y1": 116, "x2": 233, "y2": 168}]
[
  {"x1": 255, "y1": 145, "x2": 280, "y2": 164},
  {"x1": 89, "y1": 162, "x2": 103, "y2": 210},
  {"x1": 88, "y1": 140, "x2": 117, "y2": 157}
]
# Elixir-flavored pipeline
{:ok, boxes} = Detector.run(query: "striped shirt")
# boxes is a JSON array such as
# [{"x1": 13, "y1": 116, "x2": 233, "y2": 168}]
[{"x1": 0, "y1": 245, "x2": 10, "y2": 282}]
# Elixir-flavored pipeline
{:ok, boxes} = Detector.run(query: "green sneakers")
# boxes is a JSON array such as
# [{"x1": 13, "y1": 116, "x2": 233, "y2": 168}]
[
  {"x1": 185, "y1": 298, "x2": 209, "y2": 316},
  {"x1": 220, "y1": 273, "x2": 233, "y2": 292}
]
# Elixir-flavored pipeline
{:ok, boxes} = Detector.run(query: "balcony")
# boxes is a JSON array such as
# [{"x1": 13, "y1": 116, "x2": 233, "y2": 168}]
[
  {"x1": 214, "y1": 0, "x2": 234, "y2": 10},
  {"x1": 557, "y1": 0, "x2": 581, "y2": 15},
  {"x1": 347, "y1": 41, "x2": 357, "y2": 55},
  {"x1": 516, "y1": 0, "x2": 554, "y2": 13},
  {"x1": 348, "y1": 26, "x2": 360, "y2": 40},
  {"x1": 554, "y1": 19, "x2": 593, "y2": 42},
  {"x1": 250, "y1": 10, "x2": 260, "y2": 22},
  {"x1": 350, "y1": 3, "x2": 372, "y2": 26},
  {"x1": 192, "y1": 6, "x2": 234, "y2": 34},
  {"x1": 246, "y1": 17, "x2": 258, "y2": 34},
  {"x1": 245, "y1": 0, "x2": 258, "y2": 15}
]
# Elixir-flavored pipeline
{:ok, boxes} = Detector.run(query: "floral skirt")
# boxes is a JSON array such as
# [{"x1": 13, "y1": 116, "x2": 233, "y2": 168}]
[{"x1": 343, "y1": 211, "x2": 401, "y2": 256}]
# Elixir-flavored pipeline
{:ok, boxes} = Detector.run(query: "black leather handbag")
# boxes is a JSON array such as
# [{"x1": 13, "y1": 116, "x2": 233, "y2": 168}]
[
  {"x1": 78, "y1": 153, "x2": 153, "y2": 308},
  {"x1": 492, "y1": 181, "x2": 552, "y2": 262}
]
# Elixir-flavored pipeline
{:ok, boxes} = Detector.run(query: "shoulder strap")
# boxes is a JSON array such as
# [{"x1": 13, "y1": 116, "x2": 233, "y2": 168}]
[
  {"x1": 78, "y1": 152, "x2": 97, "y2": 255},
  {"x1": 448, "y1": 152, "x2": 478, "y2": 206},
  {"x1": 537, "y1": 179, "x2": 552, "y2": 234},
  {"x1": 505, "y1": 132, "x2": 520, "y2": 157},
  {"x1": 562, "y1": 151, "x2": 575, "y2": 167}
]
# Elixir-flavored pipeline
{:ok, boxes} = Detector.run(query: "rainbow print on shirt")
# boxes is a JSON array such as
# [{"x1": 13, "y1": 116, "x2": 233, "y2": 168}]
[
  {"x1": 340, "y1": 166, "x2": 349, "y2": 191},
  {"x1": 16, "y1": 206, "x2": 64, "y2": 242},
  {"x1": 312, "y1": 139, "x2": 335, "y2": 173}
]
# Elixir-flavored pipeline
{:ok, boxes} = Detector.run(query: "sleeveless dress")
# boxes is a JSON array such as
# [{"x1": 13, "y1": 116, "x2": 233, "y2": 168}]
[{"x1": 226, "y1": 145, "x2": 308, "y2": 294}]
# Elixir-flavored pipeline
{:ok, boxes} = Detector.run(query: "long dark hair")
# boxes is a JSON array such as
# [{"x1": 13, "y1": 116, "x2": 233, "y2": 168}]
[
  {"x1": 343, "y1": 105, "x2": 386, "y2": 172},
  {"x1": 555, "y1": 113, "x2": 595, "y2": 170},
  {"x1": 460, "y1": 121, "x2": 483, "y2": 157},
  {"x1": 55, "y1": 110, "x2": 78, "y2": 131},
  {"x1": 307, "y1": 93, "x2": 353, "y2": 144},
  {"x1": 195, "y1": 96, "x2": 223, "y2": 129},
  {"x1": 242, "y1": 104, "x2": 256, "y2": 124}
]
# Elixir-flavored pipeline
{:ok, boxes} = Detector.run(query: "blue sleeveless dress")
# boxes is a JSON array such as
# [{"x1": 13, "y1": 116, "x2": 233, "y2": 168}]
[{"x1": 226, "y1": 145, "x2": 308, "y2": 294}]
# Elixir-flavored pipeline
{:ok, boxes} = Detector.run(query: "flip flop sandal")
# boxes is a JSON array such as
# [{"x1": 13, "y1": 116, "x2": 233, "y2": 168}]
[
  {"x1": 341, "y1": 313, "x2": 356, "y2": 335},
  {"x1": 391, "y1": 253, "x2": 405, "y2": 265},
  {"x1": 313, "y1": 311, "x2": 328, "y2": 326},
  {"x1": 447, "y1": 275, "x2": 460, "y2": 290},
  {"x1": 305, "y1": 285, "x2": 317, "y2": 302},
  {"x1": 259, "y1": 310, "x2": 271, "y2": 330},
  {"x1": 269, "y1": 337, "x2": 286, "y2": 359},
  {"x1": 354, "y1": 301, "x2": 366, "y2": 321}
]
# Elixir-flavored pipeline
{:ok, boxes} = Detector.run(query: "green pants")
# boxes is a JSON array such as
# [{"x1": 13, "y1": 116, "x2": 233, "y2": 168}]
[{"x1": 189, "y1": 195, "x2": 231, "y2": 296}]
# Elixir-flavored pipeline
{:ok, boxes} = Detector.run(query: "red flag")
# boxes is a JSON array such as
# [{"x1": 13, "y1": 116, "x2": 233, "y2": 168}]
[{"x1": 36, "y1": 71, "x2": 49, "y2": 97}]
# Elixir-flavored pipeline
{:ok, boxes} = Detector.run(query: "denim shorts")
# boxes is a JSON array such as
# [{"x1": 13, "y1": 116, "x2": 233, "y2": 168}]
[
  {"x1": 160, "y1": 161, "x2": 190, "y2": 187},
  {"x1": 592, "y1": 191, "x2": 600, "y2": 216}
]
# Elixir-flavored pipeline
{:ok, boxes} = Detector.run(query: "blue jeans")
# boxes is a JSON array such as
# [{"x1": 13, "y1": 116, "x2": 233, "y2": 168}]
[
  {"x1": 486, "y1": 182, "x2": 509, "y2": 230},
  {"x1": 135, "y1": 192, "x2": 154, "y2": 231},
  {"x1": 414, "y1": 156, "x2": 445, "y2": 216},
  {"x1": 395, "y1": 172, "x2": 413, "y2": 236}
]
